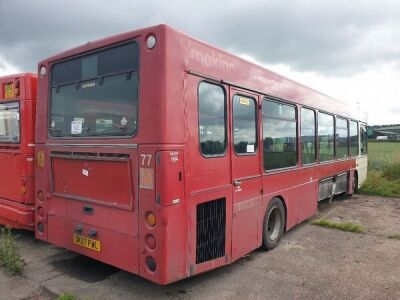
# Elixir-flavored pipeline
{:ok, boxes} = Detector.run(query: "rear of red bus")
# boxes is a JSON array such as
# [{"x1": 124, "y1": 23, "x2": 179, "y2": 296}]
[
  {"x1": 35, "y1": 25, "x2": 188, "y2": 284},
  {"x1": 0, "y1": 73, "x2": 36, "y2": 230}
]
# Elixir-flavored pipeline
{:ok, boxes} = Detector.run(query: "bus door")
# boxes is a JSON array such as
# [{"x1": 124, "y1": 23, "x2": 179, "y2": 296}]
[{"x1": 230, "y1": 88, "x2": 262, "y2": 259}]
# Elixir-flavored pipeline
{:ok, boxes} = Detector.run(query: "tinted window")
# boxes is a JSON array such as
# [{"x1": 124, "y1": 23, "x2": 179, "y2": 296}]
[
  {"x1": 349, "y1": 121, "x2": 359, "y2": 156},
  {"x1": 360, "y1": 124, "x2": 367, "y2": 155},
  {"x1": 233, "y1": 95, "x2": 257, "y2": 154},
  {"x1": 301, "y1": 108, "x2": 316, "y2": 164},
  {"x1": 0, "y1": 102, "x2": 20, "y2": 143},
  {"x1": 263, "y1": 99, "x2": 297, "y2": 170},
  {"x1": 198, "y1": 82, "x2": 226, "y2": 156},
  {"x1": 336, "y1": 117, "x2": 349, "y2": 159},
  {"x1": 52, "y1": 42, "x2": 139, "y2": 86},
  {"x1": 50, "y1": 42, "x2": 140, "y2": 138},
  {"x1": 318, "y1": 113, "x2": 334, "y2": 161}
]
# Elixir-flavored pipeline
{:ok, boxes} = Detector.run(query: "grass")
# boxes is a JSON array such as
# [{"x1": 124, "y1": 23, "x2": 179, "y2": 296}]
[
  {"x1": 0, "y1": 226, "x2": 25, "y2": 275},
  {"x1": 57, "y1": 293, "x2": 76, "y2": 300},
  {"x1": 359, "y1": 141, "x2": 400, "y2": 198},
  {"x1": 311, "y1": 218, "x2": 364, "y2": 233},
  {"x1": 388, "y1": 234, "x2": 400, "y2": 240},
  {"x1": 359, "y1": 170, "x2": 400, "y2": 198}
]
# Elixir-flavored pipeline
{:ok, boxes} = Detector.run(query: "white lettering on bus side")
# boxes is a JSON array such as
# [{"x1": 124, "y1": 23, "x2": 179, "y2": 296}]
[{"x1": 190, "y1": 48, "x2": 235, "y2": 73}]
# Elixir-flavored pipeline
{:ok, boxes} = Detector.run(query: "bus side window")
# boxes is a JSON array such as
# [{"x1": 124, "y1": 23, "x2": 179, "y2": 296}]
[
  {"x1": 335, "y1": 117, "x2": 349, "y2": 159},
  {"x1": 301, "y1": 108, "x2": 316, "y2": 164},
  {"x1": 349, "y1": 120, "x2": 359, "y2": 156},
  {"x1": 263, "y1": 99, "x2": 297, "y2": 170},
  {"x1": 232, "y1": 95, "x2": 257, "y2": 154},
  {"x1": 198, "y1": 82, "x2": 226, "y2": 156},
  {"x1": 360, "y1": 124, "x2": 367, "y2": 155},
  {"x1": 318, "y1": 112, "x2": 335, "y2": 162}
]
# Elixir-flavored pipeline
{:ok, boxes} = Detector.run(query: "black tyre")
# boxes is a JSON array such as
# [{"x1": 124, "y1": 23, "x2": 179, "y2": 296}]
[
  {"x1": 262, "y1": 197, "x2": 285, "y2": 250},
  {"x1": 349, "y1": 172, "x2": 358, "y2": 196}
]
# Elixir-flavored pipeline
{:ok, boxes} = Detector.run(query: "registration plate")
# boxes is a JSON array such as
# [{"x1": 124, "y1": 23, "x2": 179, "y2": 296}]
[
  {"x1": 4, "y1": 83, "x2": 14, "y2": 99},
  {"x1": 73, "y1": 233, "x2": 101, "y2": 252}
]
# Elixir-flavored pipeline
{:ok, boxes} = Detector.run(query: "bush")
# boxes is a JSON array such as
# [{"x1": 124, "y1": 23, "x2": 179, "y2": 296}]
[
  {"x1": 0, "y1": 226, "x2": 25, "y2": 275},
  {"x1": 383, "y1": 163, "x2": 400, "y2": 180}
]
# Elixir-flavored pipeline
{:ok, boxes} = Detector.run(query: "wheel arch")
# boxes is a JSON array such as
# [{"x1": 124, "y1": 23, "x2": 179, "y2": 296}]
[{"x1": 269, "y1": 195, "x2": 287, "y2": 231}]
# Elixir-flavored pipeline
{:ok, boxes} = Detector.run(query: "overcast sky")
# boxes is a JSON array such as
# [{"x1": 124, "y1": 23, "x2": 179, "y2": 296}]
[{"x1": 1, "y1": 0, "x2": 399, "y2": 125}]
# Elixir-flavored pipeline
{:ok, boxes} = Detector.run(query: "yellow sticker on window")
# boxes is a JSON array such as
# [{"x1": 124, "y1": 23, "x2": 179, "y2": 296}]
[
  {"x1": 239, "y1": 97, "x2": 250, "y2": 106},
  {"x1": 4, "y1": 83, "x2": 14, "y2": 99}
]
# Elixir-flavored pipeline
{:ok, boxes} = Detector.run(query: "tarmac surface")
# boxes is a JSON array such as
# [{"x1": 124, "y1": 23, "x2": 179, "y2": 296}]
[{"x1": 1, "y1": 194, "x2": 399, "y2": 300}]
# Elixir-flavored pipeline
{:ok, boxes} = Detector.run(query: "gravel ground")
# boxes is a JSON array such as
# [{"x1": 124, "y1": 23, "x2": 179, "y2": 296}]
[{"x1": 0, "y1": 194, "x2": 399, "y2": 300}]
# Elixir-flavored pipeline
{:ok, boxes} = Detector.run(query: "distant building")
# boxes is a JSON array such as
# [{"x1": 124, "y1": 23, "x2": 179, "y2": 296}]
[{"x1": 368, "y1": 125, "x2": 400, "y2": 140}]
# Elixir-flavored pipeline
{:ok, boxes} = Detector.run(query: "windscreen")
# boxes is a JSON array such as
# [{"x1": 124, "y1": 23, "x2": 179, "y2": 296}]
[
  {"x1": 50, "y1": 41, "x2": 139, "y2": 137},
  {"x1": 0, "y1": 102, "x2": 20, "y2": 143}
]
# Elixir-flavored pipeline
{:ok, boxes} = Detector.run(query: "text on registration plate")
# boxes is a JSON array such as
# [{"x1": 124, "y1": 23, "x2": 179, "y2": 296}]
[{"x1": 73, "y1": 233, "x2": 101, "y2": 252}]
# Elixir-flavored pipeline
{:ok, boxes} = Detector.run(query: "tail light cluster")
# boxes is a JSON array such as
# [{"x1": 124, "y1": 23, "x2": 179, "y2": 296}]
[
  {"x1": 36, "y1": 190, "x2": 45, "y2": 233},
  {"x1": 145, "y1": 211, "x2": 157, "y2": 272},
  {"x1": 20, "y1": 178, "x2": 27, "y2": 197},
  {"x1": 14, "y1": 79, "x2": 20, "y2": 97}
]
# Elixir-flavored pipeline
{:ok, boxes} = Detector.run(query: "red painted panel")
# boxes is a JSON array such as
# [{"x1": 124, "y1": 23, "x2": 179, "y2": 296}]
[
  {"x1": 138, "y1": 145, "x2": 188, "y2": 284},
  {"x1": 188, "y1": 187, "x2": 232, "y2": 276},
  {"x1": 156, "y1": 150, "x2": 184, "y2": 206},
  {"x1": 0, "y1": 198, "x2": 34, "y2": 230},
  {"x1": 230, "y1": 89, "x2": 262, "y2": 260},
  {"x1": 0, "y1": 153, "x2": 24, "y2": 202},
  {"x1": 52, "y1": 157, "x2": 134, "y2": 209},
  {"x1": 47, "y1": 214, "x2": 139, "y2": 274},
  {"x1": 0, "y1": 73, "x2": 36, "y2": 230}
]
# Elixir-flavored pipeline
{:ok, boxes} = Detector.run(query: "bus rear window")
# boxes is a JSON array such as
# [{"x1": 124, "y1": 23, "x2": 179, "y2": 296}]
[
  {"x1": 50, "y1": 41, "x2": 139, "y2": 138},
  {"x1": 0, "y1": 102, "x2": 20, "y2": 143}
]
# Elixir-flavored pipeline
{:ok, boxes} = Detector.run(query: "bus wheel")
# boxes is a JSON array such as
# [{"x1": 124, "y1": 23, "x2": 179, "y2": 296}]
[{"x1": 262, "y1": 197, "x2": 285, "y2": 250}]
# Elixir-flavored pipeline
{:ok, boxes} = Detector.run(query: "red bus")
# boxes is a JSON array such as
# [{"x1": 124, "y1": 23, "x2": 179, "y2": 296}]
[
  {"x1": 0, "y1": 73, "x2": 37, "y2": 230},
  {"x1": 35, "y1": 25, "x2": 367, "y2": 284}
]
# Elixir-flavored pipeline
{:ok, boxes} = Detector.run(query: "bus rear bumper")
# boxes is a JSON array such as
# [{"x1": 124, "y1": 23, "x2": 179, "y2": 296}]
[
  {"x1": 41, "y1": 214, "x2": 140, "y2": 275},
  {"x1": 0, "y1": 198, "x2": 34, "y2": 230}
]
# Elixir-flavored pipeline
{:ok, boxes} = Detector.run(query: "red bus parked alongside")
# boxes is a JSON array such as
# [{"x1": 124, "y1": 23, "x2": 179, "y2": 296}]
[
  {"x1": 35, "y1": 25, "x2": 367, "y2": 284},
  {"x1": 0, "y1": 73, "x2": 37, "y2": 230}
]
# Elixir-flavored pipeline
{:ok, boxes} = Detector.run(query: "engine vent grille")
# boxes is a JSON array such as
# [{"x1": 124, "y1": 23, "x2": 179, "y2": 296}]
[{"x1": 196, "y1": 198, "x2": 226, "y2": 264}]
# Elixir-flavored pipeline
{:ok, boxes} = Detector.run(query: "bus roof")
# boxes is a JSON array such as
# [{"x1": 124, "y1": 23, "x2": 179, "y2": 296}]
[{"x1": 38, "y1": 24, "x2": 366, "y2": 123}]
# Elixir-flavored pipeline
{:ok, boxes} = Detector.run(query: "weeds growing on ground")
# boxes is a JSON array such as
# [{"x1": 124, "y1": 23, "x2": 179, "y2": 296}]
[
  {"x1": 0, "y1": 226, "x2": 25, "y2": 275},
  {"x1": 388, "y1": 234, "x2": 400, "y2": 240},
  {"x1": 383, "y1": 163, "x2": 400, "y2": 181},
  {"x1": 311, "y1": 218, "x2": 364, "y2": 233},
  {"x1": 360, "y1": 170, "x2": 400, "y2": 198},
  {"x1": 57, "y1": 292, "x2": 76, "y2": 300}
]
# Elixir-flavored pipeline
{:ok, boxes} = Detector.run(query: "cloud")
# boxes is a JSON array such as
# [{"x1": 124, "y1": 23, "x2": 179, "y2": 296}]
[
  {"x1": 0, "y1": 0, "x2": 399, "y2": 125},
  {"x1": 1, "y1": 0, "x2": 400, "y2": 75},
  {"x1": 0, "y1": 54, "x2": 20, "y2": 76}
]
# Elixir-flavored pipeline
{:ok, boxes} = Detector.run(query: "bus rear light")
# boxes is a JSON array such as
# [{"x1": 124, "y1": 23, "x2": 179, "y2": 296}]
[
  {"x1": 146, "y1": 35, "x2": 156, "y2": 49},
  {"x1": 20, "y1": 185, "x2": 26, "y2": 195},
  {"x1": 146, "y1": 212, "x2": 156, "y2": 227},
  {"x1": 39, "y1": 66, "x2": 47, "y2": 77},
  {"x1": 14, "y1": 80, "x2": 20, "y2": 97},
  {"x1": 37, "y1": 207, "x2": 44, "y2": 218},
  {"x1": 146, "y1": 256, "x2": 156, "y2": 272},
  {"x1": 37, "y1": 222, "x2": 44, "y2": 233},
  {"x1": 37, "y1": 190, "x2": 44, "y2": 202},
  {"x1": 145, "y1": 234, "x2": 156, "y2": 249}
]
